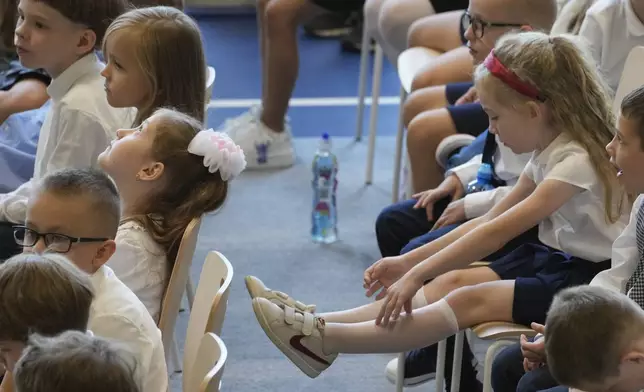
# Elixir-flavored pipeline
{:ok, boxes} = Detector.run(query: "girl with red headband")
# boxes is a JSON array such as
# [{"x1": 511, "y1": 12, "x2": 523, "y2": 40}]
[{"x1": 244, "y1": 30, "x2": 629, "y2": 379}]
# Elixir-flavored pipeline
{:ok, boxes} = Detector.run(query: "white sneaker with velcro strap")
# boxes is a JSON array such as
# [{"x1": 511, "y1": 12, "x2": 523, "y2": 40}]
[
  {"x1": 252, "y1": 297, "x2": 337, "y2": 378},
  {"x1": 245, "y1": 275, "x2": 316, "y2": 313}
]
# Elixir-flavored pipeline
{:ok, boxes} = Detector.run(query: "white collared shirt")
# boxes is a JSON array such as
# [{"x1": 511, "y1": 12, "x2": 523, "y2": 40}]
[
  {"x1": 579, "y1": 0, "x2": 644, "y2": 92},
  {"x1": 445, "y1": 135, "x2": 531, "y2": 219},
  {"x1": 591, "y1": 195, "x2": 642, "y2": 292},
  {"x1": 0, "y1": 53, "x2": 133, "y2": 223},
  {"x1": 524, "y1": 134, "x2": 627, "y2": 262},
  {"x1": 88, "y1": 265, "x2": 168, "y2": 392},
  {"x1": 109, "y1": 221, "x2": 167, "y2": 323}
]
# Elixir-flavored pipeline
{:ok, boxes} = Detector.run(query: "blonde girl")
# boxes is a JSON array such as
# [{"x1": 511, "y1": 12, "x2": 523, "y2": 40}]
[
  {"x1": 245, "y1": 31, "x2": 628, "y2": 378},
  {"x1": 101, "y1": 6, "x2": 206, "y2": 127},
  {"x1": 98, "y1": 109, "x2": 245, "y2": 321}
]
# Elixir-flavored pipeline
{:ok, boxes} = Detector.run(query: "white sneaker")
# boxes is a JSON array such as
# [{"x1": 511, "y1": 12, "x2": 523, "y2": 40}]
[
  {"x1": 245, "y1": 276, "x2": 316, "y2": 313},
  {"x1": 219, "y1": 109, "x2": 295, "y2": 170},
  {"x1": 252, "y1": 297, "x2": 337, "y2": 378}
]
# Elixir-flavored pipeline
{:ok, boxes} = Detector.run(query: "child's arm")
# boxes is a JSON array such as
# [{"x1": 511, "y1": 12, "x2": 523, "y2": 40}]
[
  {"x1": 409, "y1": 176, "x2": 584, "y2": 281},
  {"x1": 590, "y1": 195, "x2": 642, "y2": 292}
]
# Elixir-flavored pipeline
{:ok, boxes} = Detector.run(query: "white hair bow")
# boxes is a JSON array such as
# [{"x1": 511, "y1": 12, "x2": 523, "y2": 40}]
[{"x1": 187, "y1": 130, "x2": 247, "y2": 181}]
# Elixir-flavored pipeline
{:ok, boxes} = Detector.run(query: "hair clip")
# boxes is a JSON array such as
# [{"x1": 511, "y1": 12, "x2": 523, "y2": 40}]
[{"x1": 187, "y1": 130, "x2": 247, "y2": 181}]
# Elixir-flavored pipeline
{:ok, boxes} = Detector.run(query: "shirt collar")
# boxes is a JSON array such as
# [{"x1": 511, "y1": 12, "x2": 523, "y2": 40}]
[
  {"x1": 46, "y1": 52, "x2": 104, "y2": 101},
  {"x1": 625, "y1": 0, "x2": 644, "y2": 37}
]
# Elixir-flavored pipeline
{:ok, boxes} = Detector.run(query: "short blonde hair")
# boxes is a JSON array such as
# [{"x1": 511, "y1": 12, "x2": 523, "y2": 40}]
[
  {"x1": 545, "y1": 285, "x2": 644, "y2": 388},
  {"x1": 474, "y1": 31, "x2": 621, "y2": 222},
  {"x1": 0, "y1": 253, "x2": 93, "y2": 342},
  {"x1": 103, "y1": 6, "x2": 206, "y2": 126},
  {"x1": 14, "y1": 331, "x2": 139, "y2": 392}
]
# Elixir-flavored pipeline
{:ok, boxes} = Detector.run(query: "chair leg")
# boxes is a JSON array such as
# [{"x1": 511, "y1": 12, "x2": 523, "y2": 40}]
[
  {"x1": 365, "y1": 44, "x2": 383, "y2": 185},
  {"x1": 392, "y1": 87, "x2": 407, "y2": 203},
  {"x1": 482, "y1": 340, "x2": 515, "y2": 392},
  {"x1": 170, "y1": 336, "x2": 182, "y2": 373},
  {"x1": 186, "y1": 276, "x2": 195, "y2": 310},
  {"x1": 355, "y1": 26, "x2": 371, "y2": 142},
  {"x1": 395, "y1": 352, "x2": 405, "y2": 392},
  {"x1": 450, "y1": 331, "x2": 465, "y2": 392},
  {"x1": 435, "y1": 339, "x2": 447, "y2": 392}
]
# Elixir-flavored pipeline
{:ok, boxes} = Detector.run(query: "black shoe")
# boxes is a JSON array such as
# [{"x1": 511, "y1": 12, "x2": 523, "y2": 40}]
[
  {"x1": 340, "y1": 19, "x2": 374, "y2": 53},
  {"x1": 385, "y1": 337, "x2": 483, "y2": 392},
  {"x1": 303, "y1": 11, "x2": 355, "y2": 39}
]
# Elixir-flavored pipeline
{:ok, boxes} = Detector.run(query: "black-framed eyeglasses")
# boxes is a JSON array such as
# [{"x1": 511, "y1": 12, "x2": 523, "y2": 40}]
[
  {"x1": 462, "y1": 11, "x2": 524, "y2": 39},
  {"x1": 13, "y1": 226, "x2": 109, "y2": 254}
]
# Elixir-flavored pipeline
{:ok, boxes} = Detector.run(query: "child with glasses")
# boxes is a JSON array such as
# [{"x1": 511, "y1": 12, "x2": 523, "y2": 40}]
[{"x1": 16, "y1": 168, "x2": 167, "y2": 392}]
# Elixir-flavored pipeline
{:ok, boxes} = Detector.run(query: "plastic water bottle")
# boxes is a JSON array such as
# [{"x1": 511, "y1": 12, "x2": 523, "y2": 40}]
[
  {"x1": 311, "y1": 133, "x2": 338, "y2": 244},
  {"x1": 466, "y1": 163, "x2": 496, "y2": 194}
]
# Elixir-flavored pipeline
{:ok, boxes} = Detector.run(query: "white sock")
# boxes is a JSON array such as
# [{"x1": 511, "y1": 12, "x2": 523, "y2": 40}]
[{"x1": 411, "y1": 289, "x2": 428, "y2": 308}]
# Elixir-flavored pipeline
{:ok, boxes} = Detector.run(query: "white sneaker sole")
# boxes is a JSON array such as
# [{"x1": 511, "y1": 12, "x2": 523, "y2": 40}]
[{"x1": 252, "y1": 299, "x2": 322, "y2": 378}]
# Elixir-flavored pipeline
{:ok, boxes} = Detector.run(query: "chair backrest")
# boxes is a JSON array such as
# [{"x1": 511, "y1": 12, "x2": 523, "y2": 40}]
[
  {"x1": 204, "y1": 66, "x2": 216, "y2": 122},
  {"x1": 613, "y1": 46, "x2": 644, "y2": 114},
  {"x1": 191, "y1": 333, "x2": 227, "y2": 392},
  {"x1": 157, "y1": 217, "x2": 202, "y2": 351},
  {"x1": 182, "y1": 251, "x2": 233, "y2": 391}
]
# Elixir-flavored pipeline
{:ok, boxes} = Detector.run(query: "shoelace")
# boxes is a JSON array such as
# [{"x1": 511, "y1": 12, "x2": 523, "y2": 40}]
[{"x1": 283, "y1": 305, "x2": 325, "y2": 336}]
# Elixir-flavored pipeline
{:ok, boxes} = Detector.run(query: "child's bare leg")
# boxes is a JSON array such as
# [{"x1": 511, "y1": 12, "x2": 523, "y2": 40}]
[
  {"x1": 320, "y1": 267, "x2": 499, "y2": 323},
  {"x1": 409, "y1": 46, "x2": 473, "y2": 91},
  {"x1": 407, "y1": 10, "x2": 465, "y2": 52},
  {"x1": 403, "y1": 85, "x2": 448, "y2": 126},
  {"x1": 259, "y1": 0, "x2": 326, "y2": 131},
  {"x1": 407, "y1": 108, "x2": 458, "y2": 191},
  {"x1": 323, "y1": 279, "x2": 514, "y2": 354}
]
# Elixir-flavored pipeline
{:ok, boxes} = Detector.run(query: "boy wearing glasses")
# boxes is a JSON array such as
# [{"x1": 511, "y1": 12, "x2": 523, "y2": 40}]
[{"x1": 13, "y1": 168, "x2": 167, "y2": 392}]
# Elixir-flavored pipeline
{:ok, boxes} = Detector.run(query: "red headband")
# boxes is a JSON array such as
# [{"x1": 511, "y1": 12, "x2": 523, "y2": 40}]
[{"x1": 483, "y1": 51, "x2": 545, "y2": 102}]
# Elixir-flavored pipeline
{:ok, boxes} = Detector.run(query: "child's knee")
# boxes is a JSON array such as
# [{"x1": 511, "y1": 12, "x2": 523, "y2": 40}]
[{"x1": 264, "y1": 0, "x2": 302, "y2": 29}]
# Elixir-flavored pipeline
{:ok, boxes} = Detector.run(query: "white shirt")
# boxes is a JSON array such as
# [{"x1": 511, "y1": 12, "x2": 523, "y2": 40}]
[
  {"x1": 579, "y1": 0, "x2": 644, "y2": 92},
  {"x1": 591, "y1": 195, "x2": 642, "y2": 292},
  {"x1": 109, "y1": 221, "x2": 167, "y2": 323},
  {"x1": 445, "y1": 135, "x2": 531, "y2": 219},
  {"x1": 524, "y1": 134, "x2": 627, "y2": 262},
  {"x1": 0, "y1": 53, "x2": 133, "y2": 223},
  {"x1": 88, "y1": 266, "x2": 168, "y2": 392}
]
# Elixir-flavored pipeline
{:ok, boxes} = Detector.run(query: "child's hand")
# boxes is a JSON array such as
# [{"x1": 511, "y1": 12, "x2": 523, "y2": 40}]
[
  {"x1": 520, "y1": 323, "x2": 546, "y2": 364},
  {"x1": 364, "y1": 256, "x2": 413, "y2": 299},
  {"x1": 432, "y1": 199, "x2": 466, "y2": 230},
  {"x1": 455, "y1": 87, "x2": 478, "y2": 105},
  {"x1": 413, "y1": 175, "x2": 464, "y2": 221},
  {"x1": 375, "y1": 271, "x2": 423, "y2": 327}
]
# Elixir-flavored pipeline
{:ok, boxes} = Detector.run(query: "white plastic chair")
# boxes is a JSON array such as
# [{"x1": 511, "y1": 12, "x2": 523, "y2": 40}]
[
  {"x1": 613, "y1": 46, "x2": 644, "y2": 115},
  {"x1": 192, "y1": 333, "x2": 228, "y2": 392},
  {"x1": 158, "y1": 217, "x2": 202, "y2": 373},
  {"x1": 182, "y1": 251, "x2": 233, "y2": 392}
]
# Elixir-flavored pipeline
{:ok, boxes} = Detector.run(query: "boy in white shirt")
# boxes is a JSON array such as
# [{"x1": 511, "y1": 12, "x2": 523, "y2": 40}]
[
  {"x1": 492, "y1": 85, "x2": 644, "y2": 392},
  {"x1": 16, "y1": 168, "x2": 168, "y2": 392},
  {"x1": 0, "y1": 0, "x2": 132, "y2": 260},
  {"x1": 579, "y1": 0, "x2": 644, "y2": 93}
]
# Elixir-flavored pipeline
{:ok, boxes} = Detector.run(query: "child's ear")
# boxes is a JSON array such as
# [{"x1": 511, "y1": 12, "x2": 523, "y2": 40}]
[
  {"x1": 525, "y1": 101, "x2": 542, "y2": 120},
  {"x1": 92, "y1": 240, "x2": 116, "y2": 270},
  {"x1": 76, "y1": 28, "x2": 97, "y2": 56},
  {"x1": 139, "y1": 162, "x2": 165, "y2": 181}
]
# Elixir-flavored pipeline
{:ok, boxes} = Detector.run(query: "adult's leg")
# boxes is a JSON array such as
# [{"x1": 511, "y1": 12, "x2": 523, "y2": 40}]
[
  {"x1": 377, "y1": 0, "x2": 434, "y2": 63},
  {"x1": 407, "y1": 10, "x2": 464, "y2": 52},
  {"x1": 259, "y1": 0, "x2": 328, "y2": 132}
]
